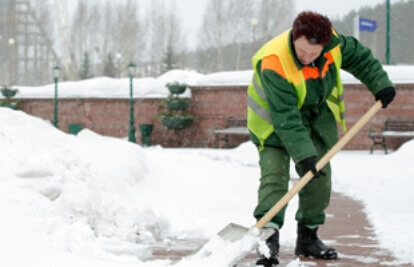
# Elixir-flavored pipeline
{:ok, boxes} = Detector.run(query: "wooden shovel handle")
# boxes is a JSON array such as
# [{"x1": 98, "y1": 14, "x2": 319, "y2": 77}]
[{"x1": 255, "y1": 101, "x2": 383, "y2": 229}]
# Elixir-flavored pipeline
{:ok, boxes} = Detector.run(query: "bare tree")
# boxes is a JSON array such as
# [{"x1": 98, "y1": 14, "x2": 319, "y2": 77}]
[
  {"x1": 259, "y1": 0, "x2": 295, "y2": 43},
  {"x1": 108, "y1": 0, "x2": 143, "y2": 77},
  {"x1": 30, "y1": 0, "x2": 55, "y2": 83},
  {"x1": 99, "y1": 1, "x2": 124, "y2": 77},
  {"x1": 226, "y1": 0, "x2": 253, "y2": 70},
  {"x1": 70, "y1": 0, "x2": 143, "y2": 78},
  {"x1": 72, "y1": 1, "x2": 102, "y2": 77},
  {"x1": 163, "y1": 1, "x2": 186, "y2": 71},
  {"x1": 101, "y1": 0, "x2": 114, "y2": 57},
  {"x1": 72, "y1": 1, "x2": 88, "y2": 66},
  {"x1": 144, "y1": 0, "x2": 167, "y2": 76},
  {"x1": 198, "y1": 0, "x2": 225, "y2": 72}
]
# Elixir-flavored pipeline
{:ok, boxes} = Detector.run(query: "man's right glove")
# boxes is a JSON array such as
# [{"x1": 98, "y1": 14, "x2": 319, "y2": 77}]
[
  {"x1": 375, "y1": 87, "x2": 396, "y2": 108},
  {"x1": 298, "y1": 156, "x2": 326, "y2": 178}
]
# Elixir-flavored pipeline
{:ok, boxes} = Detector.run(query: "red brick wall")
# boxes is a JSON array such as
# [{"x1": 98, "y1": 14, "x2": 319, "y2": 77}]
[
  {"x1": 341, "y1": 84, "x2": 414, "y2": 150},
  {"x1": 190, "y1": 86, "x2": 250, "y2": 148},
  {"x1": 18, "y1": 83, "x2": 414, "y2": 151},
  {"x1": 21, "y1": 98, "x2": 165, "y2": 141}
]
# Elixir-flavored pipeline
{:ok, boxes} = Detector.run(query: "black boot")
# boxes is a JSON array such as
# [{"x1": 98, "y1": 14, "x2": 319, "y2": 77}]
[
  {"x1": 256, "y1": 229, "x2": 279, "y2": 266},
  {"x1": 295, "y1": 223, "x2": 337, "y2": 259}
]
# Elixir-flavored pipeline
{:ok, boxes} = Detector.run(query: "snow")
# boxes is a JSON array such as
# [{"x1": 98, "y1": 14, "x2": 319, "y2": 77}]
[
  {"x1": 3, "y1": 65, "x2": 414, "y2": 100},
  {"x1": 0, "y1": 106, "x2": 413, "y2": 266},
  {"x1": 9, "y1": 70, "x2": 203, "y2": 99},
  {"x1": 1, "y1": 67, "x2": 413, "y2": 266}
]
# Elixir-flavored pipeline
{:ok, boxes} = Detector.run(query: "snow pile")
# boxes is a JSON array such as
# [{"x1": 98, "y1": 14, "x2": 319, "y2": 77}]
[
  {"x1": 0, "y1": 108, "x2": 164, "y2": 266},
  {"x1": 192, "y1": 70, "x2": 254, "y2": 86}
]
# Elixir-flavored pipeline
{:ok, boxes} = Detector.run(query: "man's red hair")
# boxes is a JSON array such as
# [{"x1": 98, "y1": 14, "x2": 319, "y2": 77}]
[{"x1": 292, "y1": 11, "x2": 332, "y2": 46}]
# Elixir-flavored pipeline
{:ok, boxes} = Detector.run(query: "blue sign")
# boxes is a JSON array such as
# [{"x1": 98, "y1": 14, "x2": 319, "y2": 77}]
[{"x1": 359, "y1": 17, "x2": 377, "y2": 32}]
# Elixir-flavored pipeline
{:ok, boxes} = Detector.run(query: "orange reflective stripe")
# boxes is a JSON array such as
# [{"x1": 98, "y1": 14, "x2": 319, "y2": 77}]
[
  {"x1": 261, "y1": 55, "x2": 286, "y2": 79},
  {"x1": 302, "y1": 52, "x2": 335, "y2": 80},
  {"x1": 302, "y1": 66, "x2": 319, "y2": 80},
  {"x1": 321, "y1": 52, "x2": 334, "y2": 78}
]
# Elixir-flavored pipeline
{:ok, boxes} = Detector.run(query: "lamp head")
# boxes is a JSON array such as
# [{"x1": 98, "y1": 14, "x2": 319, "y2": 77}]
[
  {"x1": 127, "y1": 62, "x2": 136, "y2": 77},
  {"x1": 53, "y1": 65, "x2": 60, "y2": 80}
]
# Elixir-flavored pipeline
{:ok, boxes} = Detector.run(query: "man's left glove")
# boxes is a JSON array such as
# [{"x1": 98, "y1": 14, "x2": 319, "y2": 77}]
[
  {"x1": 298, "y1": 156, "x2": 326, "y2": 178},
  {"x1": 375, "y1": 87, "x2": 396, "y2": 108}
]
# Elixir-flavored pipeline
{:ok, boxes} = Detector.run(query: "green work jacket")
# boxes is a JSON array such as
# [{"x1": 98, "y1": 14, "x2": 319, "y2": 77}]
[{"x1": 249, "y1": 30, "x2": 394, "y2": 163}]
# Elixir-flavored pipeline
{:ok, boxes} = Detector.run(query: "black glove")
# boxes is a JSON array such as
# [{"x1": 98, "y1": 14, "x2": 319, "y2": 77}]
[
  {"x1": 298, "y1": 156, "x2": 326, "y2": 178},
  {"x1": 375, "y1": 87, "x2": 396, "y2": 108}
]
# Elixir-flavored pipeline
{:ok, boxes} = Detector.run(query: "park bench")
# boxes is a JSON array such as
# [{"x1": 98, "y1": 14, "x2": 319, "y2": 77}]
[
  {"x1": 214, "y1": 117, "x2": 249, "y2": 147},
  {"x1": 368, "y1": 119, "x2": 414, "y2": 154}
]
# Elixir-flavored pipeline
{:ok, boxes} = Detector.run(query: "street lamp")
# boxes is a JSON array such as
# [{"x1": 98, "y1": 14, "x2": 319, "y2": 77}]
[
  {"x1": 53, "y1": 64, "x2": 60, "y2": 128},
  {"x1": 127, "y1": 62, "x2": 136, "y2": 143}
]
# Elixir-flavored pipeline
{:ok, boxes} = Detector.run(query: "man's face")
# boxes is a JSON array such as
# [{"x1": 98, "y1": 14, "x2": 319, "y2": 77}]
[{"x1": 293, "y1": 36, "x2": 324, "y2": 65}]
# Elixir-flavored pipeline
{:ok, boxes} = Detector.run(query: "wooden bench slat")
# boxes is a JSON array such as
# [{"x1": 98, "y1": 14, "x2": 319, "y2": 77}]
[
  {"x1": 214, "y1": 127, "x2": 249, "y2": 135},
  {"x1": 381, "y1": 131, "x2": 414, "y2": 137},
  {"x1": 226, "y1": 118, "x2": 247, "y2": 128}
]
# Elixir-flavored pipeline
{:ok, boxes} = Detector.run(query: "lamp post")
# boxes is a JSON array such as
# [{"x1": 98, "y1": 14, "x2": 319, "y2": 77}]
[
  {"x1": 385, "y1": 0, "x2": 391, "y2": 64},
  {"x1": 127, "y1": 62, "x2": 136, "y2": 143},
  {"x1": 53, "y1": 64, "x2": 60, "y2": 128}
]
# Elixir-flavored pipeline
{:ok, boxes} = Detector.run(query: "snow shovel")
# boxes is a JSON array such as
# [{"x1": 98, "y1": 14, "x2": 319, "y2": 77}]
[{"x1": 180, "y1": 101, "x2": 383, "y2": 266}]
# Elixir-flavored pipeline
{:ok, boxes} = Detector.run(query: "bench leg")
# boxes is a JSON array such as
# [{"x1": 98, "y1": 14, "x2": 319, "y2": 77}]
[
  {"x1": 215, "y1": 133, "x2": 229, "y2": 148},
  {"x1": 369, "y1": 137, "x2": 387, "y2": 154},
  {"x1": 214, "y1": 134, "x2": 220, "y2": 148}
]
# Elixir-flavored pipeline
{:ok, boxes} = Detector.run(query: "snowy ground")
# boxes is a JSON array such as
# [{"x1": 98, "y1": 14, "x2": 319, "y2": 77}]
[{"x1": 0, "y1": 107, "x2": 413, "y2": 266}]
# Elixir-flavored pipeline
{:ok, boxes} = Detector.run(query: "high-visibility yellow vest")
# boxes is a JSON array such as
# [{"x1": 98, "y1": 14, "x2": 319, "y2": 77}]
[{"x1": 247, "y1": 29, "x2": 346, "y2": 150}]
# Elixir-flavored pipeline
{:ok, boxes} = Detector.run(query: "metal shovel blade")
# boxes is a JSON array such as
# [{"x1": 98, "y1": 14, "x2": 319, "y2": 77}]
[
  {"x1": 218, "y1": 223, "x2": 273, "y2": 242},
  {"x1": 184, "y1": 223, "x2": 274, "y2": 266},
  {"x1": 217, "y1": 223, "x2": 252, "y2": 242}
]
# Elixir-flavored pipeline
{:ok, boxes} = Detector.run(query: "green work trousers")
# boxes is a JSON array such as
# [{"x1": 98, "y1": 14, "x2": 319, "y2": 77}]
[{"x1": 253, "y1": 139, "x2": 332, "y2": 229}]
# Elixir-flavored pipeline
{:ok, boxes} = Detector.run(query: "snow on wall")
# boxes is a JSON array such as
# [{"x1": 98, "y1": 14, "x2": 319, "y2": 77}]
[{"x1": 4, "y1": 66, "x2": 414, "y2": 99}]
